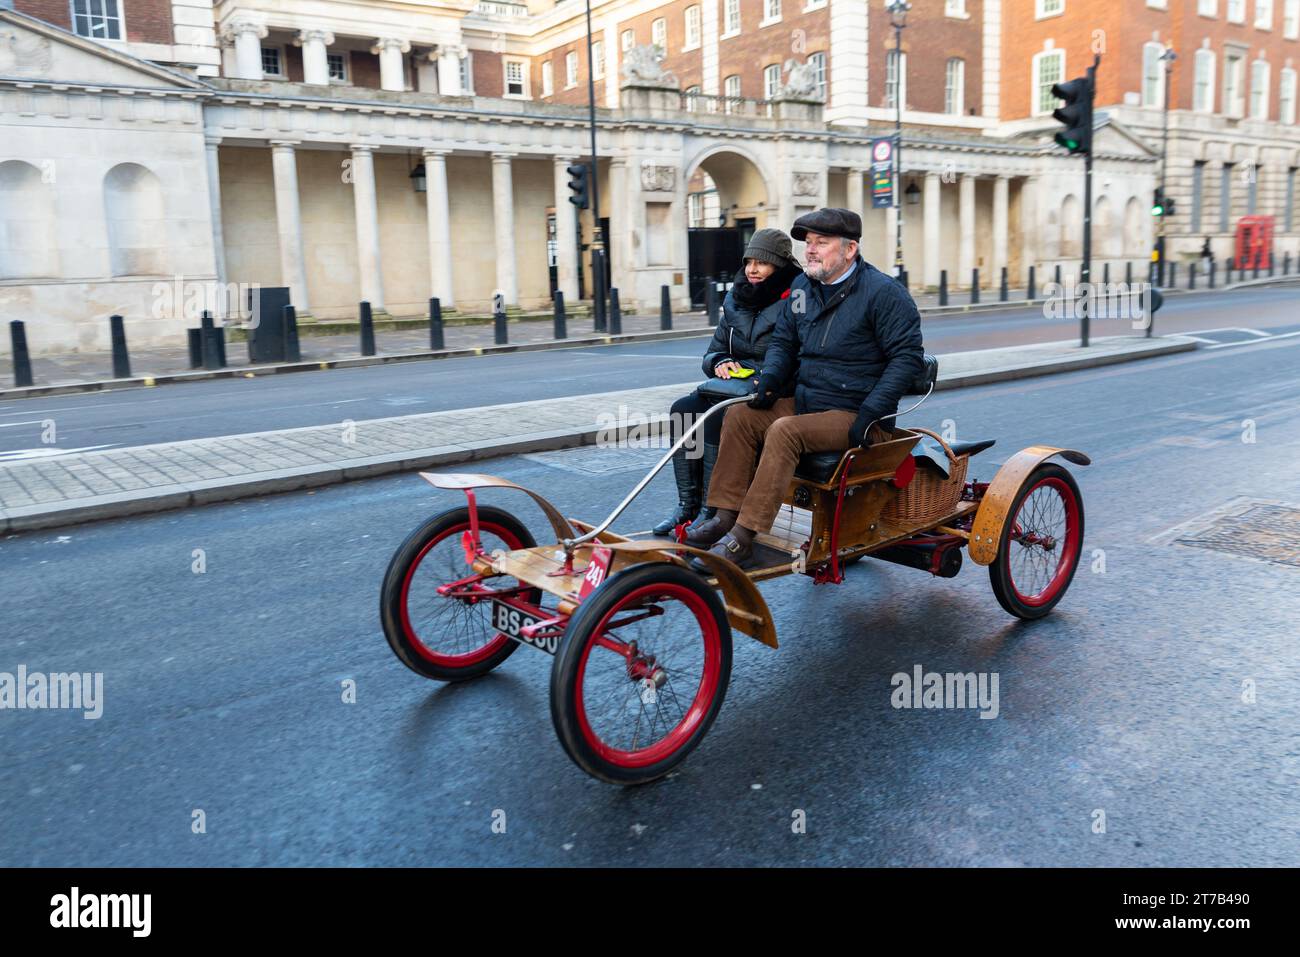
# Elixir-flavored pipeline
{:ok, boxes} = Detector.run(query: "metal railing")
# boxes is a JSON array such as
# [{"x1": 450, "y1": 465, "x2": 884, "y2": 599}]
[{"x1": 681, "y1": 91, "x2": 774, "y2": 117}]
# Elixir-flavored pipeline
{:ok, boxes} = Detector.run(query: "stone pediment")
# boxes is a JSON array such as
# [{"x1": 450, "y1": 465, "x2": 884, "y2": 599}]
[{"x1": 0, "y1": 9, "x2": 208, "y2": 91}]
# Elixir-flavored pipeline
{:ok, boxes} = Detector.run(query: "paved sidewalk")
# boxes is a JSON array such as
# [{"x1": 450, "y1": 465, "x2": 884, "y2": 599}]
[{"x1": 0, "y1": 334, "x2": 1197, "y2": 533}]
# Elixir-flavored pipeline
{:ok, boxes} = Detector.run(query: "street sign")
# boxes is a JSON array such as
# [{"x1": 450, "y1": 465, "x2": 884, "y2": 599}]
[{"x1": 870, "y1": 137, "x2": 895, "y2": 208}]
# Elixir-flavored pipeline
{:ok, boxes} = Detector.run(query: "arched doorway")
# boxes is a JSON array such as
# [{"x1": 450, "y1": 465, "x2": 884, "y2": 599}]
[
  {"x1": 103, "y1": 163, "x2": 169, "y2": 277},
  {"x1": 0, "y1": 160, "x2": 60, "y2": 280},
  {"x1": 684, "y1": 147, "x2": 772, "y2": 306}
]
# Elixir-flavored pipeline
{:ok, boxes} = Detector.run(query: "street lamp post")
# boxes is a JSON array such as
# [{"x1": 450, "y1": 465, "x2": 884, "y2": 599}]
[
  {"x1": 887, "y1": 1, "x2": 911, "y2": 284},
  {"x1": 583, "y1": 0, "x2": 606, "y2": 328},
  {"x1": 1156, "y1": 48, "x2": 1177, "y2": 288}
]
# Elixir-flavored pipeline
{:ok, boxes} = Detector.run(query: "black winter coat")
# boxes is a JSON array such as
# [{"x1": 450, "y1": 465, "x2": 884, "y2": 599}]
[
  {"x1": 761, "y1": 257, "x2": 925, "y2": 425},
  {"x1": 700, "y1": 284, "x2": 791, "y2": 377}
]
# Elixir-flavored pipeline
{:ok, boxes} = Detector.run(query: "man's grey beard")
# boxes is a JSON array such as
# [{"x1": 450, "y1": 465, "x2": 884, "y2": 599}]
[{"x1": 806, "y1": 260, "x2": 838, "y2": 281}]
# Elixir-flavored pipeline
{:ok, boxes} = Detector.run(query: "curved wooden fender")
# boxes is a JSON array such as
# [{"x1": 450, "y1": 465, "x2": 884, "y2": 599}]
[
  {"x1": 418, "y1": 472, "x2": 577, "y2": 542},
  {"x1": 967, "y1": 447, "x2": 1091, "y2": 566},
  {"x1": 599, "y1": 540, "x2": 779, "y2": 649}
]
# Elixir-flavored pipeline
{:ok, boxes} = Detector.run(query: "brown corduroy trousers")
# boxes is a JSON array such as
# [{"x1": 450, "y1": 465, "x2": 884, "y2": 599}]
[{"x1": 705, "y1": 397, "x2": 860, "y2": 534}]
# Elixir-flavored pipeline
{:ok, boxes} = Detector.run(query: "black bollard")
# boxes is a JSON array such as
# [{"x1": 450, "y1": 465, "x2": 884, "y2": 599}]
[
  {"x1": 659, "y1": 285, "x2": 672, "y2": 331},
  {"x1": 200, "y1": 310, "x2": 221, "y2": 370},
  {"x1": 1286, "y1": 252, "x2": 1292, "y2": 275},
  {"x1": 1169, "y1": 262, "x2": 1178, "y2": 289},
  {"x1": 358, "y1": 300, "x2": 376, "y2": 357},
  {"x1": 938, "y1": 270, "x2": 949, "y2": 307},
  {"x1": 1103, "y1": 262, "x2": 1110, "y2": 286},
  {"x1": 553, "y1": 290, "x2": 567, "y2": 339},
  {"x1": 216, "y1": 323, "x2": 227, "y2": 368},
  {"x1": 9, "y1": 320, "x2": 34, "y2": 388},
  {"x1": 999, "y1": 266, "x2": 1008, "y2": 302},
  {"x1": 1209, "y1": 259, "x2": 1217, "y2": 289},
  {"x1": 493, "y1": 302, "x2": 508, "y2": 345},
  {"x1": 282, "y1": 304, "x2": 301, "y2": 363},
  {"x1": 186, "y1": 328, "x2": 203, "y2": 369},
  {"x1": 1027, "y1": 265, "x2": 1036, "y2": 300},
  {"x1": 970, "y1": 268, "x2": 980, "y2": 305},
  {"x1": 900, "y1": 269, "x2": 909, "y2": 290},
  {"x1": 1226, "y1": 261, "x2": 1233, "y2": 285},
  {"x1": 1125, "y1": 261, "x2": 1133, "y2": 287},
  {"x1": 608, "y1": 287, "x2": 622, "y2": 335},
  {"x1": 109, "y1": 314, "x2": 131, "y2": 379},
  {"x1": 429, "y1": 297, "x2": 445, "y2": 350},
  {"x1": 1253, "y1": 261, "x2": 1260, "y2": 280},
  {"x1": 592, "y1": 250, "x2": 607, "y2": 332},
  {"x1": 1268, "y1": 256, "x2": 1275, "y2": 278},
  {"x1": 1189, "y1": 262, "x2": 1197, "y2": 291},
  {"x1": 705, "y1": 280, "x2": 718, "y2": 326},
  {"x1": 1055, "y1": 263, "x2": 1062, "y2": 287}
]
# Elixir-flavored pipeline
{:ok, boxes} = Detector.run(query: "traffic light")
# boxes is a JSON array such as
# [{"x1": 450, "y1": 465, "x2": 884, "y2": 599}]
[
  {"x1": 1051, "y1": 72, "x2": 1094, "y2": 155},
  {"x1": 1152, "y1": 189, "x2": 1165, "y2": 217},
  {"x1": 566, "y1": 163, "x2": 589, "y2": 209}
]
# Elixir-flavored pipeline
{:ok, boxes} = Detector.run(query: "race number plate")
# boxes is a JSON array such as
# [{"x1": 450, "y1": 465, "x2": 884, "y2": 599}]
[{"x1": 490, "y1": 601, "x2": 556, "y2": 655}]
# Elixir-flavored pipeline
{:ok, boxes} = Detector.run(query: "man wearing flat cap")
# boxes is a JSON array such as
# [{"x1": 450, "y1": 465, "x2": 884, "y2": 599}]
[{"x1": 686, "y1": 206, "x2": 925, "y2": 569}]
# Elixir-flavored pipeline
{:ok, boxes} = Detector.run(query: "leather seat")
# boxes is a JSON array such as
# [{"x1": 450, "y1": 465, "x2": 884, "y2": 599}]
[
  {"x1": 948, "y1": 438, "x2": 995, "y2": 457},
  {"x1": 795, "y1": 450, "x2": 846, "y2": 484}
]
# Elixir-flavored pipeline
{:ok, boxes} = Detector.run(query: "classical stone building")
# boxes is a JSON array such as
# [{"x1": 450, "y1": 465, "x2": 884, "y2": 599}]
[{"x1": 1, "y1": 0, "x2": 1296, "y2": 354}]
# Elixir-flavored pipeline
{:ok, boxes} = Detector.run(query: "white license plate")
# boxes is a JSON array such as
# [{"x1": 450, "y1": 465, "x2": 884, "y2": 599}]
[{"x1": 490, "y1": 601, "x2": 556, "y2": 655}]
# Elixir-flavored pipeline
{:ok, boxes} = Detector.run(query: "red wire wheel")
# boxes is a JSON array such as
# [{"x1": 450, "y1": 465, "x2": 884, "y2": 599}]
[
  {"x1": 550, "y1": 563, "x2": 732, "y2": 785},
  {"x1": 988, "y1": 463, "x2": 1085, "y2": 620},
  {"x1": 380, "y1": 505, "x2": 538, "y2": 681}
]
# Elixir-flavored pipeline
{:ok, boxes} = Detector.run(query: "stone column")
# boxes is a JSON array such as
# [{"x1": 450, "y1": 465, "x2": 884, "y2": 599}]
[
  {"x1": 923, "y1": 171, "x2": 942, "y2": 289},
  {"x1": 424, "y1": 148, "x2": 454, "y2": 309},
  {"x1": 226, "y1": 20, "x2": 267, "y2": 80},
  {"x1": 491, "y1": 153, "x2": 518, "y2": 307},
  {"x1": 204, "y1": 136, "x2": 228, "y2": 299},
  {"x1": 270, "y1": 140, "x2": 309, "y2": 312},
  {"x1": 959, "y1": 174, "x2": 977, "y2": 288},
  {"x1": 350, "y1": 144, "x2": 385, "y2": 310},
  {"x1": 553, "y1": 155, "x2": 579, "y2": 303},
  {"x1": 372, "y1": 38, "x2": 410, "y2": 92},
  {"x1": 608, "y1": 157, "x2": 632, "y2": 299},
  {"x1": 846, "y1": 169, "x2": 865, "y2": 224},
  {"x1": 884, "y1": 203, "x2": 899, "y2": 276},
  {"x1": 436, "y1": 44, "x2": 463, "y2": 95},
  {"x1": 1020, "y1": 176, "x2": 1039, "y2": 284},
  {"x1": 992, "y1": 174, "x2": 1010, "y2": 284},
  {"x1": 296, "y1": 29, "x2": 334, "y2": 86}
]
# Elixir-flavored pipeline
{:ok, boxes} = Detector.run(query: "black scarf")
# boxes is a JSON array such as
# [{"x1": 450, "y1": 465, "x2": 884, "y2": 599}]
[{"x1": 730, "y1": 262, "x2": 802, "y2": 312}]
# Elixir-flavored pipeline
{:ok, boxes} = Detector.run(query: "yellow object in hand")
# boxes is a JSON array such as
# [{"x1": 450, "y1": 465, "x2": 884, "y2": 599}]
[{"x1": 729, "y1": 367, "x2": 756, "y2": 378}]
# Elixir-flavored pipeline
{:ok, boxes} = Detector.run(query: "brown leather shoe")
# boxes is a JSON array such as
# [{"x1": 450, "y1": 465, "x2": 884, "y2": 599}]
[
  {"x1": 684, "y1": 509, "x2": 736, "y2": 548},
  {"x1": 689, "y1": 532, "x2": 755, "y2": 572}
]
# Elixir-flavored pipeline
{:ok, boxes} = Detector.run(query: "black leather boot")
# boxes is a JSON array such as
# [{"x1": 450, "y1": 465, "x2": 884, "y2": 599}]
[
  {"x1": 687, "y1": 440, "x2": 719, "y2": 532},
  {"x1": 652, "y1": 447, "x2": 700, "y2": 537}
]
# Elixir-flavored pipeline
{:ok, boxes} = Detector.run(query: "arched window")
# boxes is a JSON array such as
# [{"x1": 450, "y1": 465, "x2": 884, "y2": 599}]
[
  {"x1": 1060, "y1": 194, "x2": 1082, "y2": 259},
  {"x1": 1193, "y1": 48, "x2": 1216, "y2": 113},
  {"x1": 103, "y1": 163, "x2": 168, "y2": 277},
  {"x1": 1142, "y1": 42, "x2": 1167, "y2": 108},
  {"x1": 0, "y1": 160, "x2": 60, "y2": 279},
  {"x1": 1124, "y1": 196, "x2": 1144, "y2": 257},
  {"x1": 1093, "y1": 195, "x2": 1118, "y2": 260}
]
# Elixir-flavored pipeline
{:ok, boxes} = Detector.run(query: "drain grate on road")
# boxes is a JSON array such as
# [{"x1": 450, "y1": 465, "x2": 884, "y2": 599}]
[
  {"x1": 524, "y1": 445, "x2": 670, "y2": 475},
  {"x1": 1172, "y1": 500, "x2": 1300, "y2": 568}
]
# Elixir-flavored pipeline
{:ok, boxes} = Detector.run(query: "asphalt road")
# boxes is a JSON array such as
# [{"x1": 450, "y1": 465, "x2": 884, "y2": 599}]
[
  {"x1": 2, "y1": 329, "x2": 1297, "y2": 866},
  {"x1": 1, "y1": 284, "x2": 1298, "y2": 456}
]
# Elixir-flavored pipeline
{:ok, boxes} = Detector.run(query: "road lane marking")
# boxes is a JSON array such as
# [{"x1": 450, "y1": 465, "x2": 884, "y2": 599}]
[{"x1": 0, "y1": 444, "x2": 118, "y2": 461}]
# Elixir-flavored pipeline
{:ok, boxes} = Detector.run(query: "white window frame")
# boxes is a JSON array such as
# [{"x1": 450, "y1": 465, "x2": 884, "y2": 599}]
[
  {"x1": 723, "y1": 0, "x2": 741, "y2": 37},
  {"x1": 945, "y1": 0, "x2": 968, "y2": 16},
  {"x1": 1256, "y1": 0, "x2": 1275, "y2": 29},
  {"x1": 684, "y1": 84, "x2": 701, "y2": 113},
  {"x1": 327, "y1": 52, "x2": 348, "y2": 83},
  {"x1": 1198, "y1": 0, "x2": 1218, "y2": 15},
  {"x1": 1032, "y1": 49, "x2": 1065, "y2": 116},
  {"x1": 1227, "y1": 0, "x2": 1246, "y2": 23},
  {"x1": 565, "y1": 50, "x2": 578, "y2": 89},
  {"x1": 591, "y1": 39, "x2": 605, "y2": 80},
  {"x1": 724, "y1": 73, "x2": 741, "y2": 114},
  {"x1": 1194, "y1": 48, "x2": 1217, "y2": 112},
  {"x1": 763, "y1": 63, "x2": 782, "y2": 100},
  {"x1": 684, "y1": 6, "x2": 701, "y2": 51},
  {"x1": 1143, "y1": 42, "x2": 1168, "y2": 108},
  {"x1": 885, "y1": 49, "x2": 907, "y2": 111},
  {"x1": 503, "y1": 57, "x2": 529, "y2": 98},
  {"x1": 1224, "y1": 48, "x2": 1246, "y2": 115},
  {"x1": 1281, "y1": 66, "x2": 1297, "y2": 122},
  {"x1": 808, "y1": 51, "x2": 826, "y2": 101},
  {"x1": 1146, "y1": 0, "x2": 1168, "y2": 8},
  {"x1": 761, "y1": 0, "x2": 782, "y2": 28},
  {"x1": 541, "y1": 59, "x2": 553, "y2": 97},
  {"x1": 71, "y1": 0, "x2": 125, "y2": 41},
  {"x1": 261, "y1": 46, "x2": 285, "y2": 78},
  {"x1": 1285, "y1": 0, "x2": 1300, "y2": 36},
  {"x1": 621, "y1": 29, "x2": 634, "y2": 52},
  {"x1": 1035, "y1": 0, "x2": 1065, "y2": 20},
  {"x1": 944, "y1": 57, "x2": 965, "y2": 114},
  {"x1": 1250, "y1": 58, "x2": 1271, "y2": 118},
  {"x1": 804, "y1": 0, "x2": 827, "y2": 9},
  {"x1": 651, "y1": 17, "x2": 667, "y2": 54}
]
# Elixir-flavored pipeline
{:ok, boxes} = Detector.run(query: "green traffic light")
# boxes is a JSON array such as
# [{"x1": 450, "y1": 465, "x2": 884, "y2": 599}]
[{"x1": 1152, "y1": 205, "x2": 1164, "y2": 216}]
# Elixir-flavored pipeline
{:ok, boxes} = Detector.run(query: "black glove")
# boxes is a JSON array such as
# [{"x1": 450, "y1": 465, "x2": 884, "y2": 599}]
[
  {"x1": 847, "y1": 413, "x2": 876, "y2": 449},
  {"x1": 748, "y1": 374, "x2": 781, "y2": 409}
]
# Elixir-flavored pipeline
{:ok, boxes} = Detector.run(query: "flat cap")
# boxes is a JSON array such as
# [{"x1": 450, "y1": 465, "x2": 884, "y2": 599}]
[{"x1": 791, "y1": 207, "x2": 862, "y2": 243}]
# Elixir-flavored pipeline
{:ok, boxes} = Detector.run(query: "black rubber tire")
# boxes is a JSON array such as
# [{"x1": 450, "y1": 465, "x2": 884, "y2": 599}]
[
  {"x1": 988, "y1": 463, "x2": 1085, "y2": 620},
  {"x1": 380, "y1": 505, "x2": 537, "y2": 682},
  {"x1": 550, "y1": 563, "x2": 732, "y2": 786}
]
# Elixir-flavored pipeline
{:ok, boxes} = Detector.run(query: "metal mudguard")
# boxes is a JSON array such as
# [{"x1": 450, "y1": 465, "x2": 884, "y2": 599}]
[
  {"x1": 418, "y1": 472, "x2": 576, "y2": 541},
  {"x1": 967, "y1": 447, "x2": 1090, "y2": 566}
]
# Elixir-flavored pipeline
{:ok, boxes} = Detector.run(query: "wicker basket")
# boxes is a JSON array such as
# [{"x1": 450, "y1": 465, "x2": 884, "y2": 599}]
[{"x1": 880, "y1": 427, "x2": 968, "y2": 524}]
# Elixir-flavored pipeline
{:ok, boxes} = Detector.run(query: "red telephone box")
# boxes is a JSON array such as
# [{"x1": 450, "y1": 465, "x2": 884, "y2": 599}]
[{"x1": 1234, "y1": 215, "x2": 1274, "y2": 270}]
